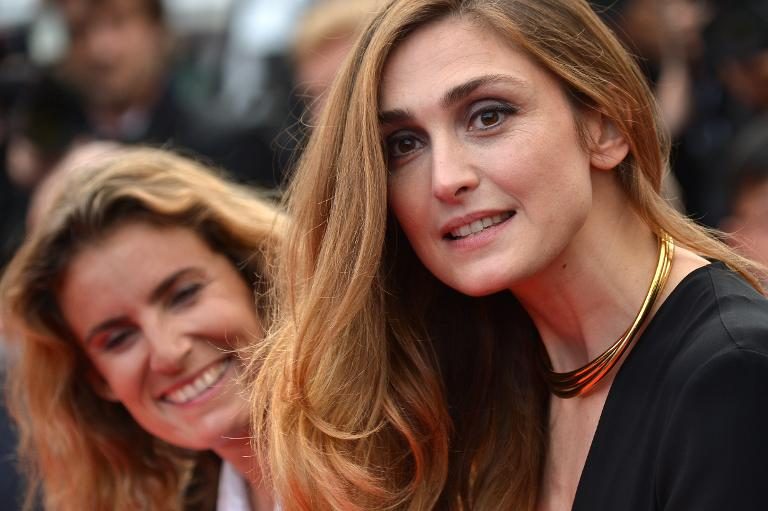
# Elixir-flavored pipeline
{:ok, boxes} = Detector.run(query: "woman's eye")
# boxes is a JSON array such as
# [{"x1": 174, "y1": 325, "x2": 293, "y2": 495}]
[
  {"x1": 102, "y1": 329, "x2": 137, "y2": 351},
  {"x1": 387, "y1": 133, "x2": 424, "y2": 159},
  {"x1": 169, "y1": 282, "x2": 203, "y2": 308},
  {"x1": 468, "y1": 104, "x2": 516, "y2": 131},
  {"x1": 479, "y1": 111, "x2": 502, "y2": 127}
]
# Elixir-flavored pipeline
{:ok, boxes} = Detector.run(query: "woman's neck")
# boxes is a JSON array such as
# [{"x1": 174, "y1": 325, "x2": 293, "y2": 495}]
[
  {"x1": 510, "y1": 171, "x2": 665, "y2": 373},
  {"x1": 215, "y1": 436, "x2": 274, "y2": 510}
]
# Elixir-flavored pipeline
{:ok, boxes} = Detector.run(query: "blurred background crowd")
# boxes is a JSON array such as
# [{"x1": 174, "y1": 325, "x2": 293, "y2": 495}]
[{"x1": 0, "y1": 0, "x2": 768, "y2": 507}]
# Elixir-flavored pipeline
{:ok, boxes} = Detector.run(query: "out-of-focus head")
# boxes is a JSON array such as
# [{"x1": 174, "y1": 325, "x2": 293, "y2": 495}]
[
  {"x1": 292, "y1": 0, "x2": 383, "y2": 121},
  {"x1": 721, "y1": 119, "x2": 768, "y2": 276},
  {"x1": 52, "y1": 0, "x2": 169, "y2": 110},
  {"x1": 596, "y1": 0, "x2": 711, "y2": 61},
  {"x1": 0, "y1": 147, "x2": 283, "y2": 508},
  {"x1": 705, "y1": 0, "x2": 768, "y2": 109},
  {"x1": 5, "y1": 76, "x2": 89, "y2": 190},
  {"x1": 26, "y1": 140, "x2": 118, "y2": 227}
]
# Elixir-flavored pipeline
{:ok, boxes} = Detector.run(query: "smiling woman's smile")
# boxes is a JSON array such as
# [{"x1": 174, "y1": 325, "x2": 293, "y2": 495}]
[{"x1": 160, "y1": 356, "x2": 233, "y2": 405}]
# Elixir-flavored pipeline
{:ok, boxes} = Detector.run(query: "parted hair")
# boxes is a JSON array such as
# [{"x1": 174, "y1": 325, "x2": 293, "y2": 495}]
[
  {"x1": 250, "y1": 0, "x2": 763, "y2": 510},
  {"x1": 0, "y1": 147, "x2": 284, "y2": 511}
]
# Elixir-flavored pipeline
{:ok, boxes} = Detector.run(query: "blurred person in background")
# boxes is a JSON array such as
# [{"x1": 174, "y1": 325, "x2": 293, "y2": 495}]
[
  {"x1": 52, "y1": 0, "x2": 172, "y2": 143},
  {"x1": 46, "y1": 0, "x2": 279, "y2": 188},
  {"x1": 4, "y1": 74, "x2": 89, "y2": 192},
  {"x1": 292, "y1": 0, "x2": 383, "y2": 123},
  {"x1": 597, "y1": 0, "x2": 768, "y2": 228},
  {"x1": 0, "y1": 26, "x2": 38, "y2": 272},
  {"x1": 271, "y1": 0, "x2": 382, "y2": 176},
  {"x1": 1, "y1": 147, "x2": 283, "y2": 510},
  {"x1": 672, "y1": 0, "x2": 768, "y2": 226},
  {"x1": 720, "y1": 117, "x2": 768, "y2": 284},
  {"x1": 597, "y1": 0, "x2": 711, "y2": 138},
  {"x1": 0, "y1": 33, "x2": 41, "y2": 509},
  {"x1": 708, "y1": 1, "x2": 768, "y2": 114},
  {"x1": 24, "y1": 140, "x2": 118, "y2": 229},
  {"x1": 596, "y1": 0, "x2": 710, "y2": 214}
]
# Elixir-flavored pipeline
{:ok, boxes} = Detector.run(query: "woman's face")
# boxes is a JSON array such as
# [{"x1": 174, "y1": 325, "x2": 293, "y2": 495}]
[
  {"x1": 59, "y1": 221, "x2": 261, "y2": 451},
  {"x1": 381, "y1": 17, "x2": 601, "y2": 296}
]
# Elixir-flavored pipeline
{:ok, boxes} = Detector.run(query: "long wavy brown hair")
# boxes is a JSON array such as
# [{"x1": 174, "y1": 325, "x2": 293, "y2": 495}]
[
  {"x1": 1, "y1": 147, "x2": 284, "y2": 511},
  {"x1": 249, "y1": 1, "x2": 763, "y2": 510}
]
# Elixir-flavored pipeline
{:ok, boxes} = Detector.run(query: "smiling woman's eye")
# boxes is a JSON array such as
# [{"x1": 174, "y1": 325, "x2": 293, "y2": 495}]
[
  {"x1": 468, "y1": 102, "x2": 517, "y2": 131},
  {"x1": 386, "y1": 132, "x2": 424, "y2": 160},
  {"x1": 102, "y1": 328, "x2": 137, "y2": 352},
  {"x1": 169, "y1": 282, "x2": 204, "y2": 308}
]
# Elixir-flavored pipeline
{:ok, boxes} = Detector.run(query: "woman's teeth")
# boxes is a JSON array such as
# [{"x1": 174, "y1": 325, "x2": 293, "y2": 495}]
[
  {"x1": 450, "y1": 211, "x2": 513, "y2": 239},
  {"x1": 164, "y1": 358, "x2": 230, "y2": 404}
]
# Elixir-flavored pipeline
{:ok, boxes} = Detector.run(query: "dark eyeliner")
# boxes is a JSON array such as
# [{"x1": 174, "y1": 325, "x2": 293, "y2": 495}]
[
  {"x1": 467, "y1": 100, "x2": 518, "y2": 130},
  {"x1": 386, "y1": 130, "x2": 424, "y2": 160}
]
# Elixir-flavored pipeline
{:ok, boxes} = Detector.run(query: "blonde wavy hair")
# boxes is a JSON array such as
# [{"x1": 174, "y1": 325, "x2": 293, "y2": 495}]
[
  {"x1": 250, "y1": 0, "x2": 763, "y2": 510},
  {"x1": 1, "y1": 147, "x2": 284, "y2": 511}
]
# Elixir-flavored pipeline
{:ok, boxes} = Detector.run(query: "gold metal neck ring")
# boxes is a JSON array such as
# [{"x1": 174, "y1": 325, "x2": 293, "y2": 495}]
[{"x1": 544, "y1": 232, "x2": 675, "y2": 398}]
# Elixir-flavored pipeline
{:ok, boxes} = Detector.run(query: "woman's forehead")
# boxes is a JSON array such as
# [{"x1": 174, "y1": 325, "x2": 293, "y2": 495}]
[{"x1": 378, "y1": 17, "x2": 539, "y2": 111}]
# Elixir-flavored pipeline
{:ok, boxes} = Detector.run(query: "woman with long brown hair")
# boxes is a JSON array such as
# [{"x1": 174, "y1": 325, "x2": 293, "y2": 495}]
[
  {"x1": 1, "y1": 147, "x2": 283, "y2": 510},
  {"x1": 251, "y1": 0, "x2": 768, "y2": 510}
]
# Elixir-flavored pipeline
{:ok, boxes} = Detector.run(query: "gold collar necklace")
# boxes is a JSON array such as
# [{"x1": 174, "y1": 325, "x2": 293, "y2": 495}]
[{"x1": 544, "y1": 232, "x2": 675, "y2": 398}]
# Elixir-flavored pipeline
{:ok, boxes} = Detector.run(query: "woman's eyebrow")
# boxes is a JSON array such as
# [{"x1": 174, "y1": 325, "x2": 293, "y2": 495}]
[
  {"x1": 379, "y1": 107, "x2": 412, "y2": 126},
  {"x1": 147, "y1": 267, "x2": 198, "y2": 304},
  {"x1": 379, "y1": 74, "x2": 528, "y2": 125},
  {"x1": 440, "y1": 73, "x2": 527, "y2": 108}
]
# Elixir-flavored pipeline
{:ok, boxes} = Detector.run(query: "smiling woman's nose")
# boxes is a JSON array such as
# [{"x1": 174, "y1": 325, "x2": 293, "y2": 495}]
[
  {"x1": 431, "y1": 142, "x2": 479, "y2": 202},
  {"x1": 148, "y1": 333, "x2": 192, "y2": 374}
]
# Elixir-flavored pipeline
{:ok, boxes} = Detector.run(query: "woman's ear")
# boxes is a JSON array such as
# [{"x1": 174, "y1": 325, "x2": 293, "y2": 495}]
[
  {"x1": 587, "y1": 113, "x2": 630, "y2": 171},
  {"x1": 86, "y1": 369, "x2": 119, "y2": 402}
]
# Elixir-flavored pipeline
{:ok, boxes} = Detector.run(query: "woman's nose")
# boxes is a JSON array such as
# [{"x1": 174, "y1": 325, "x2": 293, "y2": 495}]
[
  {"x1": 431, "y1": 138, "x2": 479, "y2": 202},
  {"x1": 146, "y1": 329, "x2": 192, "y2": 374}
]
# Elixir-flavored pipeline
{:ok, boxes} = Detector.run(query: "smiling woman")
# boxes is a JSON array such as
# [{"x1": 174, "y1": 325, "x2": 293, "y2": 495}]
[
  {"x1": 0, "y1": 148, "x2": 283, "y2": 511},
  {"x1": 251, "y1": 0, "x2": 768, "y2": 510}
]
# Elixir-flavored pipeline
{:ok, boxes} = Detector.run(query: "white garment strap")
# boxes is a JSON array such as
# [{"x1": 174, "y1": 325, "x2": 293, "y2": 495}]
[
  {"x1": 216, "y1": 461, "x2": 251, "y2": 511},
  {"x1": 215, "y1": 461, "x2": 281, "y2": 511}
]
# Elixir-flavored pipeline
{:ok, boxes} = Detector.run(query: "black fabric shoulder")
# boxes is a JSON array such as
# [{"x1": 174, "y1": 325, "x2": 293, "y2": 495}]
[
  {"x1": 703, "y1": 263, "x2": 768, "y2": 353},
  {"x1": 573, "y1": 261, "x2": 768, "y2": 511},
  {"x1": 655, "y1": 348, "x2": 768, "y2": 510}
]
